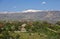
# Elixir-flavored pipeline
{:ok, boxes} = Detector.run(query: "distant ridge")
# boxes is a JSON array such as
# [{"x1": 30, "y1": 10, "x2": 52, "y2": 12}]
[
  {"x1": 0, "y1": 10, "x2": 60, "y2": 23},
  {"x1": 0, "y1": 9, "x2": 60, "y2": 14}
]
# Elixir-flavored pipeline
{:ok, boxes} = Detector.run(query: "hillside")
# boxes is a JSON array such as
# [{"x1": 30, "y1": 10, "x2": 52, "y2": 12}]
[{"x1": 0, "y1": 10, "x2": 60, "y2": 22}]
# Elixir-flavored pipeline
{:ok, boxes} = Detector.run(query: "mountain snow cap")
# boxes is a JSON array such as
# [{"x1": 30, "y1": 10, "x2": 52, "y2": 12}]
[{"x1": 22, "y1": 9, "x2": 43, "y2": 13}]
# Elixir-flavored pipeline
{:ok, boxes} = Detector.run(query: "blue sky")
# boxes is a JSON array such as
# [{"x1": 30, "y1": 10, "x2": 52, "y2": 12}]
[{"x1": 0, "y1": 0, "x2": 60, "y2": 12}]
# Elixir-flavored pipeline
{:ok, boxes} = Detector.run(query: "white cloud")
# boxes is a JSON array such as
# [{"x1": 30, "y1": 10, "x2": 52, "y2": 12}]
[{"x1": 41, "y1": 1, "x2": 46, "y2": 5}]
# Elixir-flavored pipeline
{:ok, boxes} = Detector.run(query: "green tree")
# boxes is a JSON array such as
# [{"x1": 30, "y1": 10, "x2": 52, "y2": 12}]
[{"x1": 56, "y1": 21, "x2": 60, "y2": 25}]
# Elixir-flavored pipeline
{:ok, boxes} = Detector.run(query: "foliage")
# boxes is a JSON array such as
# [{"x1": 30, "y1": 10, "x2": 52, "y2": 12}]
[{"x1": 0, "y1": 21, "x2": 60, "y2": 39}]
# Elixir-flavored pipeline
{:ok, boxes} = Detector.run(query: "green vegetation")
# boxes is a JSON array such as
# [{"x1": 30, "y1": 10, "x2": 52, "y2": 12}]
[{"x1": 0, "y1": 21, "x2": 60, "y2": 39}]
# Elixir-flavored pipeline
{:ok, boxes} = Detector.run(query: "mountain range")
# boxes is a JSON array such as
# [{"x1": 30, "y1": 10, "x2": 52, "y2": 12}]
[{"x1": 0, "y1": 10, "x2": 60, "y2": 22}]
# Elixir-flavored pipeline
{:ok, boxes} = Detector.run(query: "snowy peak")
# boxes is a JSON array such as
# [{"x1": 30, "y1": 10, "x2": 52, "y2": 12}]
[{"x1": 22, "y1": 9, "x2": 43, "y2": 13}]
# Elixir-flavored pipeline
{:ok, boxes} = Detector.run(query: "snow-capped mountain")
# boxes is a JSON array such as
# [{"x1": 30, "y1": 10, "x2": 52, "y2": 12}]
[
  {"x1": 21, "y1": 9, "x2": 43, "y2": 13},
  {"x1": 0, "y1": 10, "x2": 60, "y2": 22}
]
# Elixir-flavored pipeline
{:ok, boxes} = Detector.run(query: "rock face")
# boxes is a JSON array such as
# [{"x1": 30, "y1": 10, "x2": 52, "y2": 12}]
[
  {"x1": 0, "y1": 10, "x2": 60, "y2": 22},
  {"x1": 21, "y1": 24, "x2": 26, "y2": 32}
]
